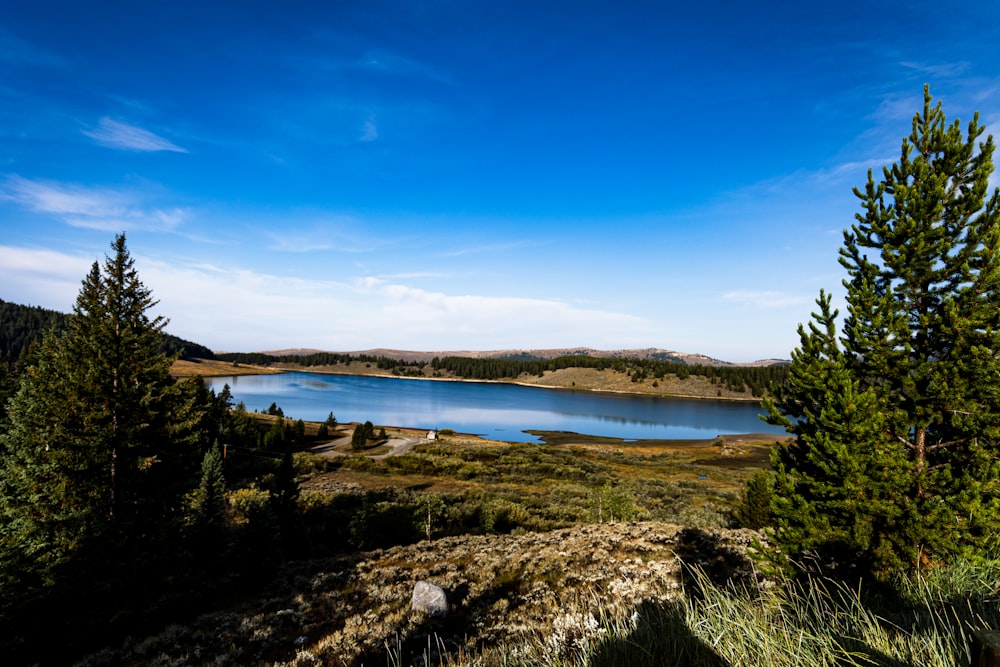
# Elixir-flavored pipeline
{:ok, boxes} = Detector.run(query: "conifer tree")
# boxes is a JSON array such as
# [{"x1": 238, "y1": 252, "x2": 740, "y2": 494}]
[
  {"x1": 189, "y1": 443, "x2": 227, "y2": 571},
  {"x1": 0, "y1": 234, "x2": 195, "y2": 606},
  {"x1": 192, "y1": 443, "x2": 227, "y2": 527},
  {"x1": 764, "y1": 87, "x2": 1000, "y2": 576}
]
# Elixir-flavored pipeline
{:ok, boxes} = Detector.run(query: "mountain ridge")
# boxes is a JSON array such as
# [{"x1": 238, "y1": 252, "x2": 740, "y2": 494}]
[{"x1": 249, "y1": 346, "x2": 788, "y2": 367}]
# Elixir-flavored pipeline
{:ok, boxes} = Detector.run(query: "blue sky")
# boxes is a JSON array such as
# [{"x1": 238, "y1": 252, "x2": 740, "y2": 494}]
[{"x1": 2, "y1": 1, "x2": 1000, "y2": 362}]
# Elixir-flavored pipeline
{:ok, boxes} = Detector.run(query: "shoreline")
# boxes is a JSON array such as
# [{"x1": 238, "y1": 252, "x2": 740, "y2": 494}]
[{"x1": 215, "y1": 363, "x2": 769, "y2": 404}]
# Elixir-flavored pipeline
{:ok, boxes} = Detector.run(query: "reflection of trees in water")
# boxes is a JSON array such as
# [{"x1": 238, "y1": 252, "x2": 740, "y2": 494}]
[{"x1": 206, "y1": 372, "x2": 780, "y2": 443}]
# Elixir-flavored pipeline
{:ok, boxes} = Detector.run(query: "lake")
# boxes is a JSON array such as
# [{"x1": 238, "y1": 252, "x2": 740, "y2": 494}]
[{"x1": 204, "y1": 371, "x2": 787, "y2": 443}]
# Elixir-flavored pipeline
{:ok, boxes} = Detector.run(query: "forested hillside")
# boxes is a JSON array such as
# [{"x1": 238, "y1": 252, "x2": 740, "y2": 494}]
[
  {"x1": 217, "y1": 350, "x2": 789, "y2": 397},
  {"x1": 0, "y1": 297, "x2": 215, "y2": 362}
]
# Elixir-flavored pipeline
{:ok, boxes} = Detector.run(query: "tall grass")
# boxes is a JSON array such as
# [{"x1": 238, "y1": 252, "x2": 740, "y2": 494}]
[{"x1": 387, "y1": 557, "x2": 1000, "y2": 667}]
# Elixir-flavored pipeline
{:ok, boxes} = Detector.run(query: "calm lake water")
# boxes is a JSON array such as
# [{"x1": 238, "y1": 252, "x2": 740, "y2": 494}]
[{"x1": 204, "y1": 371, "x2": 787, "y2": 443}]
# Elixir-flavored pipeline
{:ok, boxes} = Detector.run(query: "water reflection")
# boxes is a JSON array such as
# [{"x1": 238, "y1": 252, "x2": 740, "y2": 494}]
[{"x1": 206, "y1": 372, "x2": 785, "y2": 443}]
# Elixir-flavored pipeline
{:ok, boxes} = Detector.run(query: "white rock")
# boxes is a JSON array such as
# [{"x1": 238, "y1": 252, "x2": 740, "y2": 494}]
[{"x1": 411, "y1": 581, "x2": 449, "y2": 617}]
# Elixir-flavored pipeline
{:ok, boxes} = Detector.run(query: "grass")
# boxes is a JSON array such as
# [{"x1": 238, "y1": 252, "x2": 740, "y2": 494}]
[
  {"x1": 74, "y1": 421, "x2": 1000, "y2": 666},
  {"x1": 374, "y1": 558, "x2": 1000, "y2": 667},
  {"x1": 299, "y1": 430, "x2": 781, "y2": 536}
]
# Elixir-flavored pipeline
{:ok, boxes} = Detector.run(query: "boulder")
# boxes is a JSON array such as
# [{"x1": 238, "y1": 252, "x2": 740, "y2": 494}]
[{"x1": 411, "y1": 581, "x2": 449, "y2": 617}]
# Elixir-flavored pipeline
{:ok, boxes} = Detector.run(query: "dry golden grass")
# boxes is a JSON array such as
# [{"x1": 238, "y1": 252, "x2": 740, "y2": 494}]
[{"x1": 170, "y1": 357, "x2": 283, "y2": 378}]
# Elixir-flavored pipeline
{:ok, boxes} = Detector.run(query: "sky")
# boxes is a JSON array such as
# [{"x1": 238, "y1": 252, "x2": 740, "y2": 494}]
[{"x1": 2, "y1": 1, "x2": 1000, "y2": 362}]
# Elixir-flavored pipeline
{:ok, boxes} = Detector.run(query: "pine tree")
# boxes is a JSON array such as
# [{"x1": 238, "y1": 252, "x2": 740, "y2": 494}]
[
  {"x1": 0, "y1": 234, "x2": 197, "y2": 609},
  {"x1": 188, "y1": 443, "x2": 228, "y2": 571},
  {"x1": 735, "y1": 470, "x2": 775, "y2": 531},
  {"x1": 351, "y1": 422, "x2": 368, "y2": 450},
  {"x1": 764, "y1": 87, "x2": 1000, "y2": 577},
  {"x1": 192, "y1": 443, "x2": 226, "y2": 527}
]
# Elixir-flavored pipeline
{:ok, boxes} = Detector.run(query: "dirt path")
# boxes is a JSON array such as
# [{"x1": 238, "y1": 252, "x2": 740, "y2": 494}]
[{"x1": 307, "y1": 435, "x2": 427, "y2": 459}]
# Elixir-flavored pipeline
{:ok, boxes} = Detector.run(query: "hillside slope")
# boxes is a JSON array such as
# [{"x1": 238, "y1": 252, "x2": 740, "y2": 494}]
[{"x1": 87, "y1": 522, "x2": 762, "y2": 666}]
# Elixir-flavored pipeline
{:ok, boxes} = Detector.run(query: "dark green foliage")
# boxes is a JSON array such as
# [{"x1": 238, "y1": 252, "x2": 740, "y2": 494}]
[
  {"x1": 734, "y1": 470, "x2": 774, "y2": 530},
  {"x1": 0, "y1": 296, "x2": 214, "y2": 361},
  {"x1": 190, "y1": 443, "x2": 227, "y2": 569},
  {"x1": 0, "y1": 235, "x2": 212, "y2": 661},
  {"x1": 764, "y1": 87, "x2": 1000, "y2": 577},
  {"x1": 228, "y1": 401, "x2": 262, "y2": 447},
  {"x1": 351, "y1": 420, "x2": 375, "y2": 450},
  {"x1": 262, "y1": 416, "x2": 288, "y2": 450},
  {"x1": 156, "y1": 333, "x2": 215, "y2": 360},
  {"x1": 0, "y1": 298, "x2": 66, "y2": 361},
  {"x1": 349, "y1": 493, "x2": 424, "y2": 549},
  {"x1": 1, "y1": 236, "x2": 187, "y2": 593},
  {"x1": 0, "y1": 358, "x2": 19, "y2": 428},
  {"x1": 192, "y1": 444, "x2": 226, "y2": 523}
]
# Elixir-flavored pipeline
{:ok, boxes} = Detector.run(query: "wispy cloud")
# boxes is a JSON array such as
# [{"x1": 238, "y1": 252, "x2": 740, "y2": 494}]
[
  {"x1": 439, "y1": 240, "x2": 544, "y2": 258},
  {"x1": 263, "y1": 216, "x2": 378, "y2": 253},
  {"x1": 82, "y1": 117, "x2": 188, "y2": 153},
  {"x1": 360, "y1": 116, "x2": 378, "y2": 142},
  {"x1": 0, "y1": 27, "x2": 66, "y2": 68},
  {"x1": 900, "y1": 60, "x2": 970, "y2": 78},
  {"x1": 721, "y1": 290, "x2": 809, "y2": 309},
  {"x1": 1, "y1": 175, "x2": 188, "y2": 232},
  {"x1": 358, "y1": 49, "x2": 453, "y2": 85}
]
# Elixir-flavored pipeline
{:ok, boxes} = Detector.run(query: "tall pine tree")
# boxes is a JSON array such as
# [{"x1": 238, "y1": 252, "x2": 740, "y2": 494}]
[
  {"x1": 0, "y1": 234, "x2": 198, "y2": 610},
  {"x1": 764, "y1": 87, "x2": 1000, "y2": 577}
]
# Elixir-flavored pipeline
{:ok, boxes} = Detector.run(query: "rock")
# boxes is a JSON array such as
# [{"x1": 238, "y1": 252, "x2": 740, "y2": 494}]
[{"x1": 411, "y1": 581, "x2": 449, "y2": 617}]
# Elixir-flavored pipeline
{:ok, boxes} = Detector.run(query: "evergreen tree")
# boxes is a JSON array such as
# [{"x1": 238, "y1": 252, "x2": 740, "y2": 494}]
[
  {"x1": 764, "y1": 87, "x2": 1000, "y2": 577},
  {"x1": 190, "y1": 443, "x2": 227, "y2": 570},
  {"x1": 192, "y1": 443, "x2": 226, "y2": 527},
  {"x1": 0, "y1": 234, "x2": 197, "y2": 610},
  {"x1": 734, "y1": 470, "x2": 775, "y2": 531},
  {"x1": 351, "y1": 421, "x2": 373, "y2": 450}
]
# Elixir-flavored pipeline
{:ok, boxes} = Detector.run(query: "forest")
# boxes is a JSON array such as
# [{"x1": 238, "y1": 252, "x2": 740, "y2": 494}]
[
  {"x1": 0, "y1": 297, "x2": 216, "y2": 363},
  {"x1": 216, "y1": 350, "x2": 789, "y2": 397}
]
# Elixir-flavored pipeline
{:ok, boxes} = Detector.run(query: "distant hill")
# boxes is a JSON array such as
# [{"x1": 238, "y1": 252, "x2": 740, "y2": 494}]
[
  {"x1": 0, "y1": 298, "x2": 215, "y2": 362},
  {"x1": 257, "y1": 346, "x2": 788, "y2": 368}
]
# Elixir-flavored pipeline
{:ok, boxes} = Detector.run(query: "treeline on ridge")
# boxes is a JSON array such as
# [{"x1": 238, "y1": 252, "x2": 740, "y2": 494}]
[
  {"x1": 0, "y1": 297, "x2": 215, "y2": 362},
  {"x1": 216, "y1": 350, "x2": 789, "y2": 396}
]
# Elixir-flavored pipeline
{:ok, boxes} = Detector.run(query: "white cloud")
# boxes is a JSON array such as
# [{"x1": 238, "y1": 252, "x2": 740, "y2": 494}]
[
  {"x1": 0, "y1": 244, "x2": 799, "y2": 360},
  {"x1": 1, "y1": 175, "x2": 188, "y2": 232},
  {"x1": 82, "y1": 117, "x2": 188, "y2": 153},
  {"x1": 0, "y1": 246, "x2": 94, "y2": 309},
  {"x1": 721, "y1": 290, "x2": 809, "y2": 309},
  {"x1": 135, "y1": 259, "x2": 653, "y2": 351}
]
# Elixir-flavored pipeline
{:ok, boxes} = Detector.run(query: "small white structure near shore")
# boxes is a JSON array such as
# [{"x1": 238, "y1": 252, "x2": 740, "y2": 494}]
[{"x1": 427, "y1": 429, "x2": 438, "y2": 440}]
